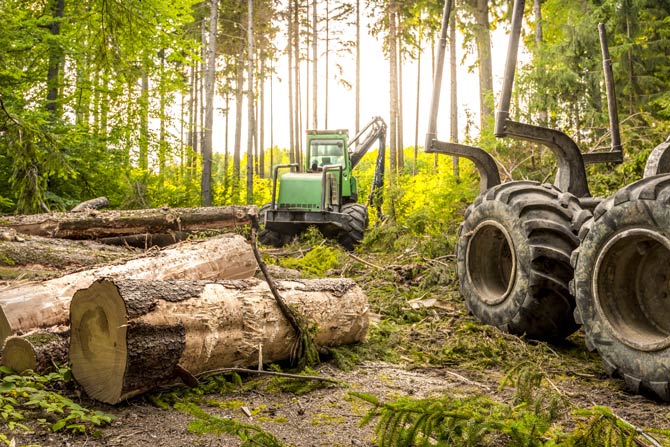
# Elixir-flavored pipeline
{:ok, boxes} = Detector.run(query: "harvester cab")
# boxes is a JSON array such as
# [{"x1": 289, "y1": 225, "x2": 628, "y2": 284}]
[{"x1": 260, "y1": 116, "x2": 386, "y2": 250}]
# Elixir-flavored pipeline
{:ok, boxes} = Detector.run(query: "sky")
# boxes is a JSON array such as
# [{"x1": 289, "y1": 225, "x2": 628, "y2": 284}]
[{"x1": 209, "y1": 8, "x2": 517, "y2": 155}]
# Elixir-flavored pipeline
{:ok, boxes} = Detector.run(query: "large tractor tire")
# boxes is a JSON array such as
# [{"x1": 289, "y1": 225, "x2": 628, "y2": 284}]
[
  {"x1": 258, "y1": 204, "x2": 291, "y2": 248},
  {"x1": 336, "y1": 203, "x2": 368, "y2": 251},
  {"x1": 457, "y1": 181, "x2": 590, "y2": 340},
  {"x1": 572, "y1": 174, "x2": 670, "y2": 401}
]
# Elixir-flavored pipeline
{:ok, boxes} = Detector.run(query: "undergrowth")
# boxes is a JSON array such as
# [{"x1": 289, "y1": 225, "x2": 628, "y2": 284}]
[
  {"x1": 0, "y1": 366, "x2": 112, "y2": 440},
  {"x1": 352, "y1": 363, "x2": 670, "y2": 446}
]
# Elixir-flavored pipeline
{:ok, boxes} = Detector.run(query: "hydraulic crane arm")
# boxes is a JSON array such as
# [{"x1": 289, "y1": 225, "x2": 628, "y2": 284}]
[
  {"x1": 349, "y1": 116, "x2": 387, "y2": 169},
  {"x1": 346, "y1": 116, "x2": 387, "y2": 217}
]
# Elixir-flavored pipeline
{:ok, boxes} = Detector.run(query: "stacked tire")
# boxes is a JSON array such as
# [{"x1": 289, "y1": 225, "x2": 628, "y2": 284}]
[
  {"x1": 457, "y1": 181, "x2": 591, "y2": 341},
  {"x1": 572, "y1": 174, "x2": 670, "y2": 401}
]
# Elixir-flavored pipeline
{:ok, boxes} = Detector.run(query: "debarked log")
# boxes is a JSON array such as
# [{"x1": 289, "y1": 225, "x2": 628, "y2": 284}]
[
  {"x1": 0, "y1": 234, "x2": 257, "y2": 344},
  {"x1": 69, "y1": 277, "x2": 369, "y2": 404},
  {"x1": 0, "y1": 205, "x2": 257, "y2": 240}
]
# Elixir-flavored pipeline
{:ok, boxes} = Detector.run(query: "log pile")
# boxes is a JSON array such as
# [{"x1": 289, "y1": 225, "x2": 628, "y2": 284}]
[{"x1": 0, "y1": 204, "x2": 370, "y2": 404}]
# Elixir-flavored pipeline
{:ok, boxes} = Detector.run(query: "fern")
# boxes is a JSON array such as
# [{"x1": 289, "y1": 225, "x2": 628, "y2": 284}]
[{"x1": 175, "y1": 402, "x2": 283, "y2": 447}]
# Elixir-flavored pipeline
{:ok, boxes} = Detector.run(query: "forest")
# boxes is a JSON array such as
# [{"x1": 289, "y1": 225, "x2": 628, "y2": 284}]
[
  {"x1": 3, "y1": 0, "x2": 670, "y2": 445},
  {"x1": 2, "y1": 0, "x2": 670, "y2": 216}
]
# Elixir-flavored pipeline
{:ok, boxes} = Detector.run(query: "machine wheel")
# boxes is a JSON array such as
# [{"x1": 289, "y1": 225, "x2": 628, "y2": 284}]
[
  {"x1": 257, "y1": 204, "x2": 291, "y2": 248},
  {"x1": 572, "y1": 174, "x2": 670, "y2": 401},
  {"x1": 457, "y1": 181, "x2": 590, "y2": 340},
  {"x1": 336, "y1": 203, "x2": 368, "y2": 251}
]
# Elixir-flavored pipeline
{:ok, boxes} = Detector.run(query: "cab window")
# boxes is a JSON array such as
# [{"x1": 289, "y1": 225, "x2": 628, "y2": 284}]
[{"x1": 309, "y1": 141, "x2": 345, "y2": 171}]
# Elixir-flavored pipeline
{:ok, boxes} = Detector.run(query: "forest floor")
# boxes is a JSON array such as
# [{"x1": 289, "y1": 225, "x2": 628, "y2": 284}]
[{"x1": 4, "y1": 235, "x2": 670, "y2": 447}]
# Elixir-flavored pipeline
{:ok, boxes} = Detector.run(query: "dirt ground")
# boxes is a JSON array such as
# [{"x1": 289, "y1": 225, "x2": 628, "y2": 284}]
[
  {"x1": 9, "y1": 356, "x2": 670, "y2": 447},
  {"x1": 4, "y1": 245, "x2": 670, "y2": 446}
]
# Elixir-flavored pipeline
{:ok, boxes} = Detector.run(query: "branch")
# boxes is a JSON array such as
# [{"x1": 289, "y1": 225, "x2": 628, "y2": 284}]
[{"x1": 0, "y1": 95, "x2": 20, "y2": 126}]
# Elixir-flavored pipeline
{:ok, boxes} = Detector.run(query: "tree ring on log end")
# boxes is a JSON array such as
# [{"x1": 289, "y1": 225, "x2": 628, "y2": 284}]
[
  {"x1": 2, "y1": 336, "x2": 37, "y2": 372},
  {"x1": 70, "y1": 279, "x2": 127, "y2": 404}
]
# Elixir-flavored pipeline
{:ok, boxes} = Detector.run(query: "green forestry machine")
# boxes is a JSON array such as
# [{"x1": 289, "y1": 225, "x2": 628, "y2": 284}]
[
  {"x1": 426, "y1": 0, "x2": 670, "y2": 402},
  {"x1": 259, "y1": 116, "x2": 386, "y2": 250}
]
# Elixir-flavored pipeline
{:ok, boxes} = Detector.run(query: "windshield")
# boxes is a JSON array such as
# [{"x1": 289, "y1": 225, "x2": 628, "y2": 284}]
[{"x1": 309, "y1": 140, "x2": 345, "y2": 171}]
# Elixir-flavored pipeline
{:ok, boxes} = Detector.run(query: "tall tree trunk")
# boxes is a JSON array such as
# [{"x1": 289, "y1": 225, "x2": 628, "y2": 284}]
[
  {"x1": 470, "y1": 0, "x2": 493, "y2": 131},
  {"x1": 224, "y1": 93, "x2": 231, "y2": 199},
  {"x1": 312, "y1": 0, "x2": 318, "y2": 129},
  {"x1": 259, "y1": 57, "x2": 265, "y2": 179},
  {"x1": 139, "y1": 67, "x2": 150, "y2": 171},
  {"x1": 45, "y1": 0, "x2": 65, "y2": 119},
  {"x1": 234, "y1": 60, "x2": 244, "y2": 204},
  {"x1": 413, "y1": 27, "x2": 421, "y2": 175},
  {"x1": 187, "y1": 64, "x2": 196, "y2": 172},
  {"x1": 293, "y1": 0, "x2": 302, "y2": 169},
  {"x1": 397, "y1": 24, "x2": 404, "y2": 170},
  {"x1": 450, "y1": 12, "x2": 459, "y2": 178},
  {"x1": 202, "y1": 0, "x2": 217, "y2": 206},
  {"x1": 246, "y1": 0, "x2": 255, "y2": 204},
  {"x1": 288, "y1": 1, "x2": 295, "y2": 164},
  {"x1": 158, "y1": 50, "x2": 167, "y2": 177},
  {"x1": 355, "y1": 0, "x2": 360, "y2": 134},
  {"x1": 270, "y1": 67, "x2": 275, "y2": 168},
  {"x1": 534, "y1": 0, "x2": 547, "y2": 127},
  {"x1": 324, "y1": 0, "x2": 330, "y2": 128},
  {"x1": 388, "y1": 0, "x2": 398, "y2": 173}
]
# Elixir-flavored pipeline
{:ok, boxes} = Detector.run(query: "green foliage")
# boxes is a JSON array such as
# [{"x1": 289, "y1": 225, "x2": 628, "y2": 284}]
[
  {"x1": 0, "y1": 366, "x2": 112, "y2": 435},
  {"x1": 280, "y1": 244, "x2": 343, "y2": 277},
  {"x1": 175, "y1": 402, "x2": 283, "y2": 447},
  {"x1": 353, "y1": 363, "x2": 670, "y2": 446}
]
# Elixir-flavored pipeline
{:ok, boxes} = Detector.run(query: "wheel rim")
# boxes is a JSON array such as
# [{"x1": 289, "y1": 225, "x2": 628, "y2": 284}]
[
  {"x1": 594, "y1": 228, "x2": 670, "y2": 351},
  {"x1": 466, "y1": 220, "x2": 517, "y2": 305}
]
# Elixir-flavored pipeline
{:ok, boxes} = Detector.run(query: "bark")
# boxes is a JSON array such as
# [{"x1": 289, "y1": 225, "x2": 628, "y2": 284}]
[
  {"x1": 0, "y1": 205, "x2": 258, "y2": 240},
  {"x1": 313, "y1": 0, "x2": 318, "y2": 130},
  {"x1": 2, "y1": 328, "x2": 68, "y2": 373},
  {"x1": 355, "y1": 0, "x2": 360, "y2": 134},
  {"x1": 234, "y1": 55, "x2": 244, "y2": 202},
  {"x1": 0, "y1": 231, "x2": 138, "y2": 271},
  {"x1": 450, "y1": 12, "x2": 459, "y2": 178},
  {"x1": 287, "y1": 0, "x2": 295, "y2": 165},
  {"x1": 97, "y1": 231, "x2": 189, "y2": 249},
  {"x1": 201, "y1": 0, "x2": 218, "y2": 206},
  {"x1": 388, "y1": 0, "x2": 398, "y2": 173},
  {"x1": 0, "y1": 234, "x2": 257, "y2": 344},
  {"x1": 467, "y1": 0, "x2": 493, "y2": 130},
  {"x1": 45, "y1": 0, "x2": 65, "y2": 118},
  {"x1": 69, "y1": 277, "x2": 369, "y2": 404},
  {"x1": 246, "y1": 0, "x2": 255, "y2": 204},
  {"x1": 139, "y1": 67, "x2": 150, "y2": 171},
  {"x1": 70, "y1": 197, "x2": 109, "y2": 212}
]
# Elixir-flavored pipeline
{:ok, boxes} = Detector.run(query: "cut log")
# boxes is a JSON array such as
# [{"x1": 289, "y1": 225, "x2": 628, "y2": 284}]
[
  {"x1": 69, "y1": 277, "x2": 368, "y2": 404},
  {"x1": 0, "y1": 231, "x2": 138, "y2": 274},
  {"x1": 97, "y1": 231, "x2": 189, "y2": 249},
  {"x1": 70, "y1": 197, "x2": 109, "y2": 212},
  {"x1": 0, "y1": 205, "x2": 257, "y2": 240},
  {"x1": 2, "y1": 328, "x2": 68, "y2": 374},
  {"x1": 0, "y1": 234, "x2": 257, "y2": 344}
]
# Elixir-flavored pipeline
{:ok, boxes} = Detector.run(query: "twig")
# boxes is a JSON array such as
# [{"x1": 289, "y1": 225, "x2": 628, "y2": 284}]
[
  {"x1": 196, "y1": 367, "x2": 342, "y2": 384},
  {"x1": 0, "y1": 95, "x2": 20, "y2": 126},
  {"x1": 346, "y1": 252, "x2": 385, "y2": 270},
  {"x1": 250, "y1": 217, "x2": 321, "y2": 367},
  {"x1": 442, "y1": 369, "x2": 492, "y2": 392}
]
